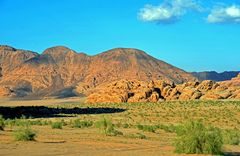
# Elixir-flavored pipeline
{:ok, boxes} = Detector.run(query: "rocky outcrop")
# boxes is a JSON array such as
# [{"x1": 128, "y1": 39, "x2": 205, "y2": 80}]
[
  {"x1": 0, "y1": 86, "x2": 14, "y2": 97},
  {"x1": 86, "y1": 76, "x2": 240, "y2": 103}
]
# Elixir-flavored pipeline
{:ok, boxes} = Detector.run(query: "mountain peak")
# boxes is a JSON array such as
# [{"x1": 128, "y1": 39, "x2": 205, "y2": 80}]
[
  {"x1": 43, "y1": 46, "x2": 77, "y2": 55},
  {"x1": 101, "y1": 48, "x2": 147, "y2": 56},
  {"x1": 94, "y1": 48, "x2": 151, "y2": 62}
]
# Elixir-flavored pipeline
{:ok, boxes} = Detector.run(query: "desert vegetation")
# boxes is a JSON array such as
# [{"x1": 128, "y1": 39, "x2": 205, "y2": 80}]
[
  {"x1": 95, "y1": 117, "x2": 123, "y2": 136},
  {"x1": 0, "y1": 99, "x2": 240, "y2": 155},
  {"x1": 0, "y1": 115, "x2": 5, "y2": 130},
  {"x1": 51, "y1": 121, "x2": 64, "y2": 129},
  {"x1": 174, "y1": 120, "x2": 223, "y2": 154},
  {"x1": 13, "y1": 126, "x2": 36, "y2": 141}
]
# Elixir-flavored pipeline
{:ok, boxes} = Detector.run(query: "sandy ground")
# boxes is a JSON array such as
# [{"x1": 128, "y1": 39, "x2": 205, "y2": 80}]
[
  {"x1": 0, "y1": 97, "x2": 85, "y2": 107},
  {"x1": 0, "y1": 99, "x2": 240, "y2": 156},
  {"x1": 0, "y1": 126, "x2": 213, "y2": 156}
]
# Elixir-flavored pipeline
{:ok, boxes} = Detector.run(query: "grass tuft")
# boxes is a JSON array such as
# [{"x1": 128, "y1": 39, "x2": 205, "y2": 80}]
[
  {"x1": 174, "y1": 120, "x2": 223, "y2": 155},
  {"x1": 95, "y1": 117, "x2": 123, "y2": 136},
  {"x1": 71, "y1": 119, "x2": 93, "y2": 128},
  {"x1": 223, "y1": 129, "x2": 240, "y2": 145},
  {"x1": 137, "y1": 124, "x2": 157, "y2": 133},
  {"x1": 0, "y1": 115, "x2": 5, "y2": 131},
  {"x1": 51, "y1": 121, "x2": 63, "y2": 129},
  {"x1": 13, "y1": 126, "x2": 36, "y2": 141}
]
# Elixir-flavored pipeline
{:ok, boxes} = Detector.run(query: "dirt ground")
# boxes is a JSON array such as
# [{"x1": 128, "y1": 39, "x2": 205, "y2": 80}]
[
  {"x1": 0, "y1": 126, "x2": 214, "y2": 156},
  {"x1": 0, "y1": 99, "x2": 240, "y2": 156},
  {"x1": 0, "y1": 97, "x2": 85, "y2": 107}
]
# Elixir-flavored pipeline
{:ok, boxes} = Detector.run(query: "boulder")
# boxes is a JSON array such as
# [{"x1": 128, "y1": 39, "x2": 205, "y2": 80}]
[
  {"x1": 200, "y1": 92, "x2": 223, "y2": 100},
  {"x1": 167, "y1": 88, "x2": 181, "y2": 100},
  {"x1": 197, "y1": 80, "x2": 218, "y2": 92},
  {"x1": 149, "y1": 91, "x2": 160, "y2": 102},
  {"x1": 178, "y1": 87, "x2": 202, "y2": 100},
  {"x1": 191, "y1": 91, "x2": 202, "y2": 100}
]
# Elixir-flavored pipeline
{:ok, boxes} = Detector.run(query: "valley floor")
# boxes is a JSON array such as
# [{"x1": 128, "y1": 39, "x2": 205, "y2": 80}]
[{"x1": 0, "y1": 99, "x2": 240, "y2": 156}]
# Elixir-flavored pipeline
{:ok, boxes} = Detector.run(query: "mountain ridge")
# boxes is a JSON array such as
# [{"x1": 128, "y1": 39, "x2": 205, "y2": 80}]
[
  {"x1": 0, "y1": 45, "x2": 196, "y2": 98},
  {"x1": 192, "y1": 71, "x2": 240, "y2": 82}
]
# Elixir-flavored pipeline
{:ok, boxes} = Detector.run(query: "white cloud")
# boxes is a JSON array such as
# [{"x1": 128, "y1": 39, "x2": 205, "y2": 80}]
[
  {"x1": 138, "y1": 0, "x2": 202, "y2": 24},
  {"x1": 207, "y1": 5, "x2": 240, "y2": 24}
]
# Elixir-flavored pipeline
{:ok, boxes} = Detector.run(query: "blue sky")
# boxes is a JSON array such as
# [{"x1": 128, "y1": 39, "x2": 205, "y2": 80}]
[{"x1": 0, "y1": 0, "x2": 240, "y2": 72}]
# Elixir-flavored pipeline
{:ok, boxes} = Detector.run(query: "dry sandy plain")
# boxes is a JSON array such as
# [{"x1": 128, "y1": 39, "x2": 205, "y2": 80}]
[{"x1": 0, "y1": 98, "x2": 240, "y2": 156}]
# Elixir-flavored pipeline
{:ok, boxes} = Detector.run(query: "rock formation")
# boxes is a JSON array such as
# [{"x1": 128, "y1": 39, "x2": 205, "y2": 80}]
[{"x1": 86, "y1": 75, "x2": 240, "y2": 103}]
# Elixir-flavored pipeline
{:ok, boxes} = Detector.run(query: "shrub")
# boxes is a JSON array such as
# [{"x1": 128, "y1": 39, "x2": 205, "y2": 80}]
[
  {"x1": 174, "y1": 120, "x2": 223, "y2": 155},
  {"x1": 71, "y1": 119, "x2": 93, "y2": 128},
  {"x1": 13, "y1": 126, "x2": 36, "y2": 141},
  {"x1": 0, "y1": 115, "x2": 5, "y2": 131},
  {"x1": 4, "y1": 119, "x2": 14, "y2": 128},
  {"x1": 95, "y1": 117, "x2": 123, "y2": 136},
  {"x1": 30, "y1": 119, "x2": 49, "y2": 126},
  {"x1": 51, "y1": 121, "x2": 63, "y2": 129},
  {"x1": 127, "y1": 133, "x2": 147, "y2": 139},
  {"x1": 13, "y1": 116, "x2": 30, "y2": 127},
  {"x1": 122, "y1": 123, "x2": 130, "y2": 128},
  {"x1": 134, "y1": 133, "x2": 147, "y2": 139},
  {"x1": 157, "y1": 124, "x2": 179, "y2": 133},
  {"x1": 223, "y1": 129, "x2": 240, "y2": 145},
  {"x1": 137, "y1": 124, "x2": 157, "y2": 133}
]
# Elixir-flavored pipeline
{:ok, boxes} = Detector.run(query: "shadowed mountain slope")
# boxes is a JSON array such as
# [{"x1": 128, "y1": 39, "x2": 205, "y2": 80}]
[{"x1": 191, "y1": 71, "x2": 240, "y2": 82}]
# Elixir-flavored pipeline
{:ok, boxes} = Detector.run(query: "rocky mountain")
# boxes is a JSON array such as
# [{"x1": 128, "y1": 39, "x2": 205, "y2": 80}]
[
  {"x1": 86, "y1": 74, "x2": 240, "y2": 103},
  {"x1": 0, "y1": 45, "x2": 196, "y2": 98},
  {"x1": 191, "y1": 71, "x2": 240, "y2": 81}
]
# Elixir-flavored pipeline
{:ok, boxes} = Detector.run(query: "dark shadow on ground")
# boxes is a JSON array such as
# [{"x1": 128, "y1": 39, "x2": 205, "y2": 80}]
[
  {"x1": 0, "y1": 106, "x2": 126, "y2": 119},
  {"x1": 224, "y1": 152, "x2": 240, "y2": 156}
]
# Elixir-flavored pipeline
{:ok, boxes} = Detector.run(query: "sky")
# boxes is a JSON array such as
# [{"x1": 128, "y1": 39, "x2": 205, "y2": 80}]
[{"x1": 0, "y1": 0, "x2": 240, "y2": 72}]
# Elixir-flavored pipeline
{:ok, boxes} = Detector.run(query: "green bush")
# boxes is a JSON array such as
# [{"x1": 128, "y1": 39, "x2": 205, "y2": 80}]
[
  {"x1": 122, "y1": 123, "x2": 130, "y2": 128},
  {"x1": 71, "y1": 119, "x2": 93, "y2": 128},
  {"x1": 134, "y1": 133, "x2": 147, "y2": 139},
  {"x1": 4, "y1": 119, "x2": 14, "y2": 128},
  {"x1": 223, "y1": 129, "x2": 240, "y2": 145},
  {"x1": 174, "y1": 120, "x2": 223, "y2": 155},
  {"x1": 12, "y1": 116, "x2": 30, "y2": 127},
  {"x1": 137, "y1": 124, "x2": 157, "y2": 133},
  {"x1": 95, "y1": 117, "x2": 123, "y2": 136},
  {"x1": 0, "y1": 115, "x2": 5, "y2": 131},
  {"x1": 158, "y1": 124, "x2": 180, "y2": 133},
  {"x1": 13, "y1": 126, "x2": 36, "y2": 141},
  {"x1": 51, "y1": 121, "x2": 63, "y2": 129},
  {"x1": 29, "y1": 119, "x2": 50, "y2": 126},
  {"x1": 127, "y1": 132, "x2": 147, "y2": 139}
]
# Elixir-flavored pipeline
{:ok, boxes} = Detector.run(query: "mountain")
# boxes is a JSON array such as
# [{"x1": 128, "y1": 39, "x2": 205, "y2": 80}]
[
  {"x1": 0, "y1": 45, "x2": 196, "y2": 98},
  {"x1": 191, "y1": 71, "x2": 240, "y2": 82}
]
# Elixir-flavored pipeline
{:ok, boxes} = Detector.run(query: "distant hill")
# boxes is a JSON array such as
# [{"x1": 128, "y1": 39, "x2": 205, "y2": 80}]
[
  {"x1": 191, "y1": 71, "x2": 240, "y2": 82},
  {"x1": 0, "y1": 45, "x2": 196, "y2": 98}
]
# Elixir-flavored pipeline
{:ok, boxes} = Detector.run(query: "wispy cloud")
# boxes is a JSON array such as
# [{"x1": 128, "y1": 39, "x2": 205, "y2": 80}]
[
  {"x1": 207, "y1": 5, "x2": 240, "y2": 24},
  {"x1": 138, "y1": 0, "x2": 202, "y2": 24}
]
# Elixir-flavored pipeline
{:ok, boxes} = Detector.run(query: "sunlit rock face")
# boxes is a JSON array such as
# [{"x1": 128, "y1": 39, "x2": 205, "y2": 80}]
[{"x1": 0, "y1": 45, "x2": 196, "y2": 98}]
